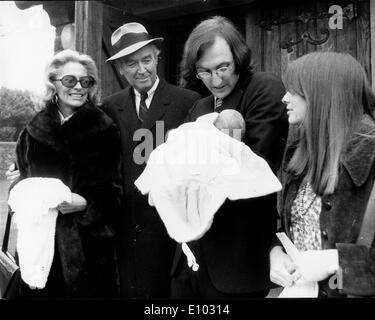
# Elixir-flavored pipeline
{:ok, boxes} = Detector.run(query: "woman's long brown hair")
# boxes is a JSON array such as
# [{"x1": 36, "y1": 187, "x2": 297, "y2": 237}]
[{"x1": 284, "y1": 52, "x2": 375, "y2": 195}]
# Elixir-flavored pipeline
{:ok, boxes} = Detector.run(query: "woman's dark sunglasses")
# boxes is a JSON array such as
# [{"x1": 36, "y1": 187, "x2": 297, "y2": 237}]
[{"x1": 53, "y1": 75, "x2": 95, "y2": 88}]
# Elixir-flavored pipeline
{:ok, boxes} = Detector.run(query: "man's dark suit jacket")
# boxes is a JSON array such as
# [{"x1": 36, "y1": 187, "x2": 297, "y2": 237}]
[
  {"x1": 102, "y1": 79, "x2": 200, "y2": 298},
  {"x1": 171, "y1": 71, "x2": 289, "y2": 294}
]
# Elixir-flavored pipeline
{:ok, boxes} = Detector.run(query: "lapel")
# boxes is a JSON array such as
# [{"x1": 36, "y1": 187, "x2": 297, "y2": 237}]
[
  {"x1": 198, "y1": 96, "x2": 215, "y2": 116},
  {"x1": 27, "y1": 102, "x2": 66, "y2": 153},
  {"x1": 216, "y1": 72, "x2": 252, "y2": 112},
  {"x1": 27, "y1": 101, "x2": 112, "y2": 153},
  {"x1": 220, "y1": 85, "x2": 243, "y2": 111},
  {"x1": 116, "y1": 87, "x2": 142, "y2": 136},
  {"x1": 142, "y1": 79, "x2": 168, "y2": 131}
]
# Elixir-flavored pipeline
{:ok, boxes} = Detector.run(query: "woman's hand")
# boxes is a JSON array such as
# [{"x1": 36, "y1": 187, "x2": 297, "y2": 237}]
[
  {"x1": 292, "y1": 249, "x2": 339, "y2": 283},
  {"x1": 57, "y1": 192, "x2": 87, "y2": 214},
  {"x1": 6, "y1": 163, "x2": 20, "y2": 183},
  {"x1": 269, "y1": 245, "x2": 297, "y2": 287}
]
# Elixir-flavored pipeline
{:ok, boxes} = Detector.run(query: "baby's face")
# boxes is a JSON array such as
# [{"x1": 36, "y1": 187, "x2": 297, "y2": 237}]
[{"x1": 213, "y1": 109, "x2": 245, "y2": 141}]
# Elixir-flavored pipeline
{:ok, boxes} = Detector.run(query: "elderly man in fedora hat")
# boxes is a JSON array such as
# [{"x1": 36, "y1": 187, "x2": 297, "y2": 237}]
[{"x1": 101, "y1": 22, "x2": 200, "y2": 298}]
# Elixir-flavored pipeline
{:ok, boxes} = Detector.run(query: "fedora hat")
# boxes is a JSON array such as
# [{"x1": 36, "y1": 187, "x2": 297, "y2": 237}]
[{"x1": 106, "y1": 22, "x2": 163, "y2": 62}]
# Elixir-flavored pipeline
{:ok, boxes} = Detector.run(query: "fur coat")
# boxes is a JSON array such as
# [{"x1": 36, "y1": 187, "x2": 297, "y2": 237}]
[{"x1": 15, "y1": 101, "x2": 123, "y2": 298}]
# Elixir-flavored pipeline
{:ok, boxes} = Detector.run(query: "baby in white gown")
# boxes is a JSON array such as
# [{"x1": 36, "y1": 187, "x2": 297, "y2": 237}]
[{"x1": 135, "y1": 109, "x2": 282, "y2": 244}]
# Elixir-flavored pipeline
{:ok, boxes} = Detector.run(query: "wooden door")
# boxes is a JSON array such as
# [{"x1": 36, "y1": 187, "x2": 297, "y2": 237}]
[{"x1": 245, "y1": 0, "x2": 371, "y2": 83}]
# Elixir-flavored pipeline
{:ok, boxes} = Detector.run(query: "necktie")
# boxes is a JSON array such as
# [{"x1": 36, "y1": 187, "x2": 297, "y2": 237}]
[
  {"x1": 139, "y1": 92, "x2": 148, "y2": 122},
  {"x1": 215, "y1": 98, "x2": 223, "y2": 111}
]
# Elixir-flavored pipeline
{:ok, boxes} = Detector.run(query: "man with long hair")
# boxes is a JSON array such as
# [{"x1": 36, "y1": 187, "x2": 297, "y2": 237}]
[{"x1": 171, "y1": 16, "x2": 288, "y2": 298}]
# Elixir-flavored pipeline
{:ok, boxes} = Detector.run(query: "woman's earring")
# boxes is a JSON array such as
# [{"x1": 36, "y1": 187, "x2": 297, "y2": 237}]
[{"x1": 53, "y1": 94, "x2": 59, "y2": 104}]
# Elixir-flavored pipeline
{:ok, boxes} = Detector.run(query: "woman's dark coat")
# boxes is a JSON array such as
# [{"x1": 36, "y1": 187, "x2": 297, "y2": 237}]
[
  {"x1": 15, "y1": 101, "x2": 123, "y2": 298},
  {"x1": 277, "y1": 115, "x2": 375, "y2": 297}
]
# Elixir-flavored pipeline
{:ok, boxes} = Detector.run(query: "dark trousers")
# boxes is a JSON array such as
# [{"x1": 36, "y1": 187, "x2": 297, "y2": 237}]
[{"x1": 171, "y1": 242, "x2": 268, "y2": 299}]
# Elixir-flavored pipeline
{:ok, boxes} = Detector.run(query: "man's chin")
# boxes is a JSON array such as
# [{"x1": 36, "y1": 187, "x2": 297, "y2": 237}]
[
  {"x1": 210, "y1": 86, "x2": 231, "y2": 99},
  {"x1": 213, "y1": 92, "x2": 229, "y2": 99},
  {"x1": 135, "y1": 81, "x2": 153, "y2": 92}
]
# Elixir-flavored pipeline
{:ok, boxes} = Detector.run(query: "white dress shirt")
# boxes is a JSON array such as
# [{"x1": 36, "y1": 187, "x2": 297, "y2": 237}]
[{"x1": 134, "y1": 76, "x2": 159, "y2": 117}]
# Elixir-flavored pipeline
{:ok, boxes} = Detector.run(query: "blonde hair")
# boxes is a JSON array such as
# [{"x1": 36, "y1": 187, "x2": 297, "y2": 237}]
[
  {"x1": 285, "y1": 52, "x2": 375, "y2": 195},
  {"x1": 39, "y1": 49, "x2": 100, "y2": 109}
]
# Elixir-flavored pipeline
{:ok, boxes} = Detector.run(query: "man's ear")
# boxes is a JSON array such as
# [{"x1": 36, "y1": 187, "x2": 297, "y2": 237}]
[
  {"x1": 116, "y1": 60, "x2": 124, "y2": 75},
  {"x1": 118, "y1": 65, "x2": 124, "y2": 76}
]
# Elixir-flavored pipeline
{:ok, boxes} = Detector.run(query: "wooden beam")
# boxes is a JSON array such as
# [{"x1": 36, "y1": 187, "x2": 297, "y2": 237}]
[
  {"x1": 42, "y1": 1, "x2": 75, "y2": 27},
  {"x1": 39, "y1": 1, "x2": 75, "y2": 52},
  {"x1": 246, "y1": 9, "x2": 263, "y2": 72},
  {"x1": 103, "y1": 4, "x2": 127, "y2": 29},
  {"x1": 371, "y1": 0, "x2": 375, "y2": 90},
  {"x1": 116, "y1": 0, "x2": 257, "y2": 21},
  {"x1": 103, "y1": 3, "x2": 146, "y2": 32},
  {"x1": 102, "y1": 24, "x2": 128, "y2": 89},
  {"x1": 14, "y1": 1, "x2": 43, "y2": 10},
  {"x1": 75, "y1": 1, "x2": 104, "y2": 97}
]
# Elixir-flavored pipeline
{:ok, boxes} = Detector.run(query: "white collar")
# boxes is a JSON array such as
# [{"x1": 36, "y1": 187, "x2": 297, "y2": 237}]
[{"x1": 58, "y1": 110, "x2": 75, "y2": 125}]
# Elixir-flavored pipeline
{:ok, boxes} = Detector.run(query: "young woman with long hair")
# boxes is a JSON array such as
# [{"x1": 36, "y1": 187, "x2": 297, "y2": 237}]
[{"x1": 270, "y1": 52, "x2": 375, "y2": 298}]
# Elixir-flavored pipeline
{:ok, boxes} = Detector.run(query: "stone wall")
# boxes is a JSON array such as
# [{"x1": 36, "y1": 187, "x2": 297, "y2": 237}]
[
  {"x1": 0, "y1": 143, "x2": 16, "y2": 253},
  {"x1": 0, "y1": 142, "x2": 16, "y2": 179}
]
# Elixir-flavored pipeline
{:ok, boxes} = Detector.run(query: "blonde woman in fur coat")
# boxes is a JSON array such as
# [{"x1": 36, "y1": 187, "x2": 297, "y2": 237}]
[{"x1": 12, "y1": 49, "x2": 122, "y2": 299}]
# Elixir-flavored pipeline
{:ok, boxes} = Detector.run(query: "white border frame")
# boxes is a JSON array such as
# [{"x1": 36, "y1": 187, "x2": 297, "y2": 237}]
[{"x1": 371, "y1": 0, "x2": 375, "y2": 90}]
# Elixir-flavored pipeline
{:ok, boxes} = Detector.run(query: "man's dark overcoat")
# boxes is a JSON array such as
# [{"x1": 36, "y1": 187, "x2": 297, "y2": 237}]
[
  {"x1": 102, "y1": 79, "x2": 200, "y2": 298},
  {"x1": 171, "y1": 71, "x2": 289, "y2": 294}
]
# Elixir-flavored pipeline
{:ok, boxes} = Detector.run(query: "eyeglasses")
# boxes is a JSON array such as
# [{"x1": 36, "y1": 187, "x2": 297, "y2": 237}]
[
  {"x1": 53, "y1": 75, "x2": 95, "y2": 88},
  {"x1": 196, "y1": 61, "x2": 234, "y2": 80}
]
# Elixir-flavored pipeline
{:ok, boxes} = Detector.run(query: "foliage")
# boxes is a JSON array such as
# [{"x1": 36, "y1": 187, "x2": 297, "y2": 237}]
[{"x1": 0, "y1": 86, "x2": 37, "y2": 141}]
